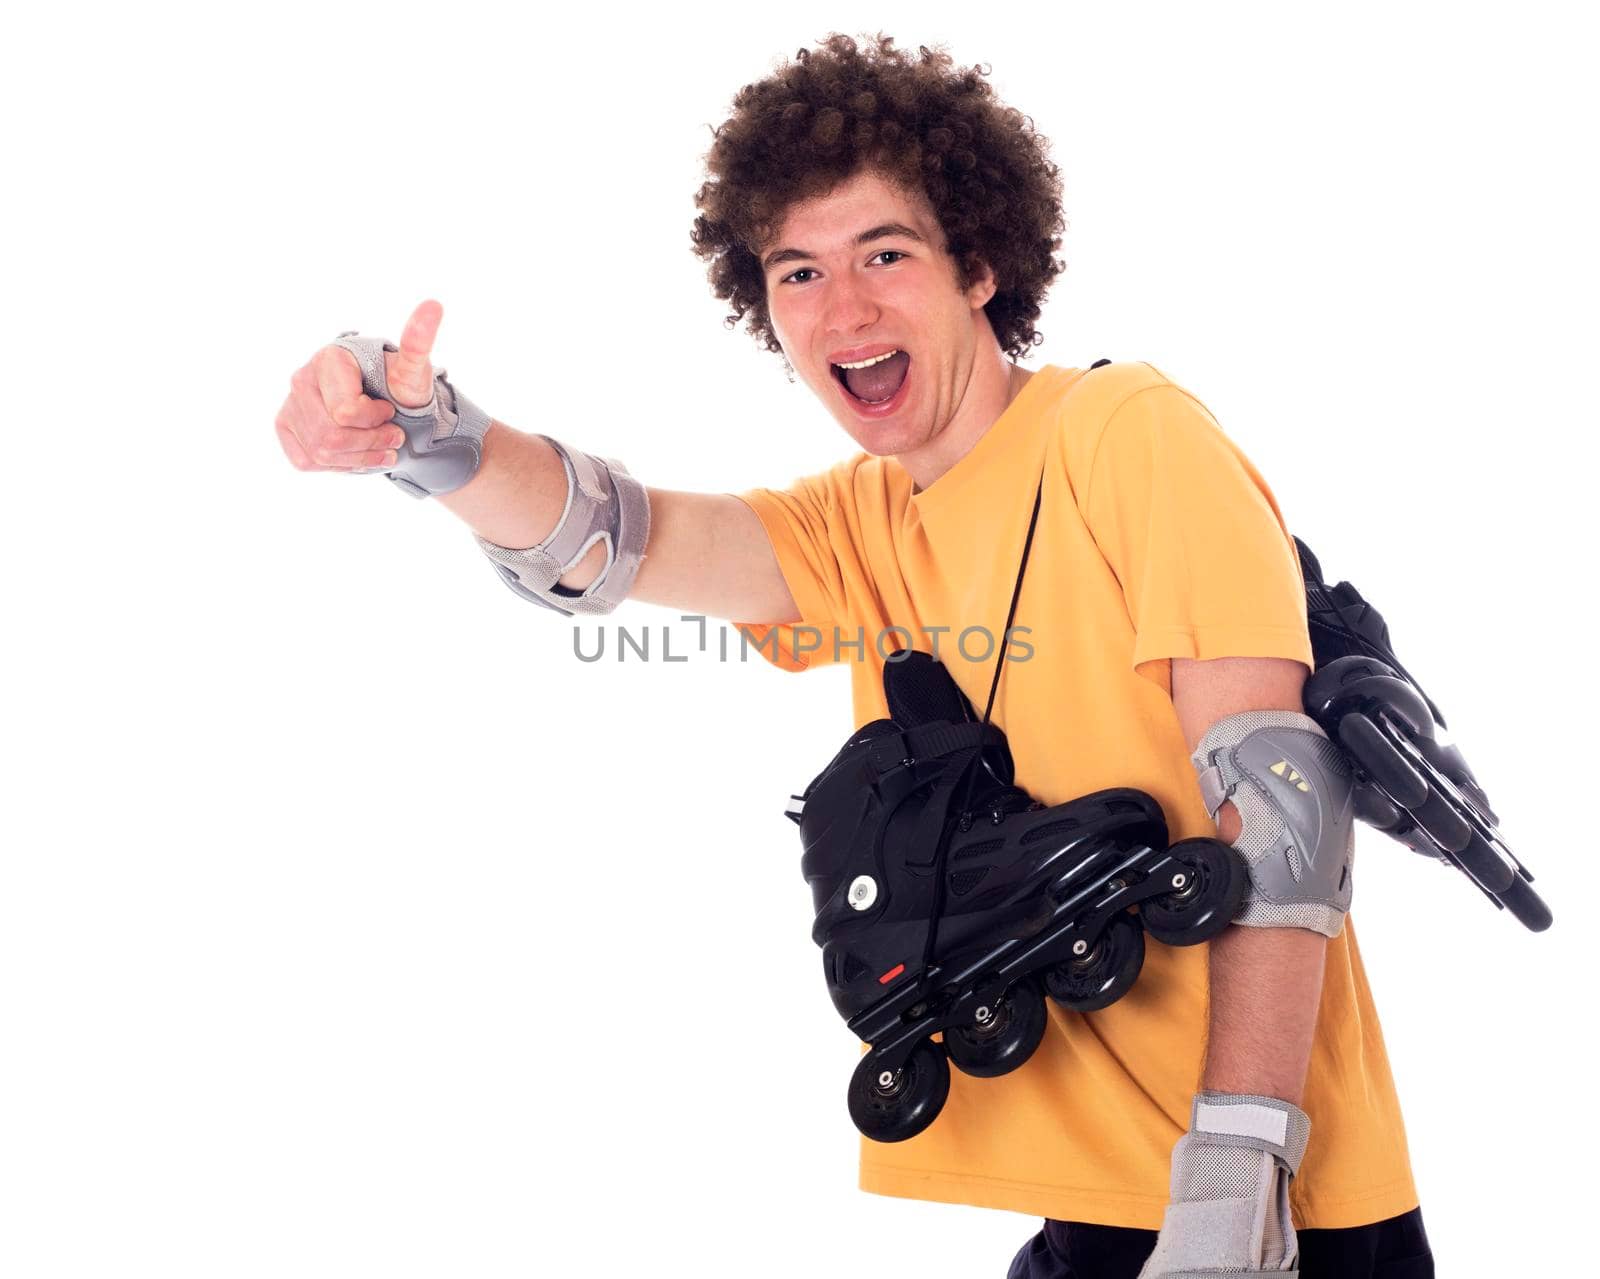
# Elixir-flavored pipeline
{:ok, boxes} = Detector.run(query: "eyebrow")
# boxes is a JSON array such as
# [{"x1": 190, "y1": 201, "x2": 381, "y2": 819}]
[{"x1": 761, "y1": 222, "x2": 926, "y2": 272}]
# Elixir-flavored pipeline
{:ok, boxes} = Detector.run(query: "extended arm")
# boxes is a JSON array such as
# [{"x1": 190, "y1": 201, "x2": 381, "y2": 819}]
[{"x1": 275, "y1": 300, "x2": 800, "y2": 624}]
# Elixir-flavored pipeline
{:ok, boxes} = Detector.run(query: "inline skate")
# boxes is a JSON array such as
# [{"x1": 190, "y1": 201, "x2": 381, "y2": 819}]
[
  {"x1": 786, "y1": 650, "x2": 1248, "y2": 1143},
  {"x1": 1296, "y1": 537, "x2": 1550, "y2": 931}
]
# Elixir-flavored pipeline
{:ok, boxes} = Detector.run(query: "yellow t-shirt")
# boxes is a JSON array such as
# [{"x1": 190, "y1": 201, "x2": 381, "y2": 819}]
[{"x1": 733, "y1": 362, "x2": 1418, "y2": 1231}]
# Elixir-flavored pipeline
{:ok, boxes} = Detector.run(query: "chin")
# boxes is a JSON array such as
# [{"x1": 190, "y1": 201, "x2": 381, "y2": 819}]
[
  {"x1": 804, "y1": 387, "x2": 902, "y2": 454},
  {"x1": 841, "y1": 415, "x2": 927, "y2": 459}
]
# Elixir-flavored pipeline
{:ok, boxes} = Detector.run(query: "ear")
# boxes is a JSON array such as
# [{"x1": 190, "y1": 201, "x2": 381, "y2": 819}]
[{"x1": 963, "y1": 256, "x2": 998, "y2": 310}]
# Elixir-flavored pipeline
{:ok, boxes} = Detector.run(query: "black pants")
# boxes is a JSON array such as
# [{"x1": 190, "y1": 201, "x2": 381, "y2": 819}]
[{"x1": 1006, "y1": 1207, "x2": 1433, "y2": 1278}]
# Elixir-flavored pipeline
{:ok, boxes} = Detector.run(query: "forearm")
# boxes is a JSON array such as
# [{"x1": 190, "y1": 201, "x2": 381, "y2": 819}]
[
  {"x1": 1198, "y1": 802, "x2": 1327, "y2": 1104},
  {"x1": 1203, "y1": 931, "x2": 1326, "y2": 1103}
]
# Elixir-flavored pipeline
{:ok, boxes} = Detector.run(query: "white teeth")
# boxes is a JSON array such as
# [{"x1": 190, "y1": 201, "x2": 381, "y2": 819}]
[{"x1": 834, "y1": 349, "x2": 901, "y2": 370}]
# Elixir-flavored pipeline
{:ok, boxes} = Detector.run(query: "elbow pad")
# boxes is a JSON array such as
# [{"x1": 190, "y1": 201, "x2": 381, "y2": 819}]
[
  {"x1": 474, "y1": 435, "x2": 650, "y2": 617},
  {"x1": 1191, "y1": 710, "x2": 1355, "y2": 938}
]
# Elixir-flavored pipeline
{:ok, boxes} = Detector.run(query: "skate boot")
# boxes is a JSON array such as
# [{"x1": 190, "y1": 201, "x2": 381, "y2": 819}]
[
  {"x1": 786, "y1": 651, "x2": 1249, "y2": 1143},
  {"x1": 1296, "y1": 537, "x2": 1550, "y2": 931}
]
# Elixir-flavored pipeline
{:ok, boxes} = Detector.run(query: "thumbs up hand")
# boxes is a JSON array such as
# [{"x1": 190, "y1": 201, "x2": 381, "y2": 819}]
[
  {"x1": 275, "y1": 300, "x2": 489, "y2": 497},
  {"x1": 274, "y1": 299, "x2": 443, "y2": 473}
]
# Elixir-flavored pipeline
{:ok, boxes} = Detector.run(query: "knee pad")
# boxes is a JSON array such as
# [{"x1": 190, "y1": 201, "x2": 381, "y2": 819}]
[
  {"x1": 474, "y1": 435, "x2": 650, "y2": 616},
  {"x1": 331, "y1": 332, "x2": 490, "y2": 498},
  {"x1": 1191, "y1": 710, "x2": 1355, "y2": 938}
]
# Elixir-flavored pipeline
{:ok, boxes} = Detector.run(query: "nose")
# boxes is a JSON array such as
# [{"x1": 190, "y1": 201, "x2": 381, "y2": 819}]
[{"x1": 821, "y1": 268, "x2": 880, "y2": 338}]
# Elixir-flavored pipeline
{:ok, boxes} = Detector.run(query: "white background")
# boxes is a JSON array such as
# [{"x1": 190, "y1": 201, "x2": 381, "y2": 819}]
[{"x1": 3, "y1": 1, "x2": 1595, "y2": 1274}]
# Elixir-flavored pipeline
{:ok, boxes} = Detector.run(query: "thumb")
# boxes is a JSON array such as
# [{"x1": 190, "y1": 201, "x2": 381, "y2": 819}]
[{"x1": 386, "y1": 298, "x2": 443, "y2": 408}]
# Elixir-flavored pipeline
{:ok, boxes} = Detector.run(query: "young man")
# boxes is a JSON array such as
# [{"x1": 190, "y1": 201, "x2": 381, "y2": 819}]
[{"x1": 273, "y1": 35, "x2": 1432, "y2": 1278}]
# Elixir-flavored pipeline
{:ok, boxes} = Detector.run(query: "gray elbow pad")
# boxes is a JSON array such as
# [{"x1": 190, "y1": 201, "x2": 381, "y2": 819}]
[
  {"x1": 1191, "y1": 710, "x2": 1355, "y2": 938},
  {"x1": 474, "y1": 435, "x2": 650, "y2": 617}
]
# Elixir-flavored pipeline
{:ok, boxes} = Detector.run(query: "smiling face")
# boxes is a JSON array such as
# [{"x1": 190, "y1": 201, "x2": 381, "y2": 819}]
[{"x1": 760, "y1": 170, "x2": 1002, "y2": 462}]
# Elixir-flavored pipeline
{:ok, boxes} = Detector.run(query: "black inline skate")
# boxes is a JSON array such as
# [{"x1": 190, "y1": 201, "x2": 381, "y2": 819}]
[
  {"x1": 786, "y1": 651, "x2": 1249, "y2": 1143},
  {"x1": 1296, "y1": 537, "x2": 1550, "y2": 932}
]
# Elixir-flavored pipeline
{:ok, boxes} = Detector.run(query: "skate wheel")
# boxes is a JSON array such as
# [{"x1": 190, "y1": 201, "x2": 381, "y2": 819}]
[
  {"x1": 1338, "y1": 713, "x2": 1429, "y2": 810},
  {"x1": 1450, "y1": 829, "x2": 1517, "y2": 895},
  {"x1": 1497, "y1": 874, "x2": 1553, "y2": 933},
  {"x1": 1404, "y1": 783, "x2": 1475, "y2": 857},
  {"x1": 847, "y1": 1040, "x2": 951, "y2": 1144},
  {"x1": 1044, "y1": 913, "x2": 1144, "y2": 1012},
  {"x1": 945, "y1": 980, "x2": 1047, "y2": 1079},
  {"x1": 1141, "y1": 838, "x2": 1249, "y2": 947}
]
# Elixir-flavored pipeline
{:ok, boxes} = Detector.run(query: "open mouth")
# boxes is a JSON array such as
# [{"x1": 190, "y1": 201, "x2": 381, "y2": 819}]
[{"x1": 831, "y1": 349, "x2": 911, "y2": 406}]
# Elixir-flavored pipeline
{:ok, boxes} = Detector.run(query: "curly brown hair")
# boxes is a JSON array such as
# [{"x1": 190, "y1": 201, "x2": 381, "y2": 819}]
[{"x1": 691, "y1": 34, "x2": 1065, "y2": 362}]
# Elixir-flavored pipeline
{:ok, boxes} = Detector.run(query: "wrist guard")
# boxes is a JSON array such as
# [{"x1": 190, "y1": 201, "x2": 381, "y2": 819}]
[
  {"x1": 1138, "y1": 1092, "x2": 1310, "y2": 1277},
  {"x1": 331, "y1": 332, "x2": 490, "y2": 498}
]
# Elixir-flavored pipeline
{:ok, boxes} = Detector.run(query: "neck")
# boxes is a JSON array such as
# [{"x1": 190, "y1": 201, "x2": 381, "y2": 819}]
[{"x1": 899, "y1": 343, "x2": 1034, "y2": 493}]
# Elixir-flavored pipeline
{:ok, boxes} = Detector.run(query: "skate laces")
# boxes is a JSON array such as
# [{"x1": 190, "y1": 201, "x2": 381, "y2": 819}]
[{"x1": 956, "y1": 775, "x2": 1043, "y2": 829}]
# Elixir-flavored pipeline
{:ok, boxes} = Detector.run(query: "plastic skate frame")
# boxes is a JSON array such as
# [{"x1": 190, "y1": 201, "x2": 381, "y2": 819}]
[{"x1": 843, "y1": 790, "x2": 1221, "y2": 1069}]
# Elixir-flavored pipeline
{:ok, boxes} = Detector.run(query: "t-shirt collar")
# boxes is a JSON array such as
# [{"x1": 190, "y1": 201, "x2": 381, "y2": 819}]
[{"x1": 904, "y1": 365, "x2": 1069, "y2": 520}]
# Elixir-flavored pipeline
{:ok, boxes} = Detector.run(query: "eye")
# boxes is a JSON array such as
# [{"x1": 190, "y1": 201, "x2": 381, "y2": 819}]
[
  {"x1": 781, "y1": 267, "x2": 818, "y2": 285},
  {"x1": 871, "y1": 250, "x2": 908, "y2": 266}
]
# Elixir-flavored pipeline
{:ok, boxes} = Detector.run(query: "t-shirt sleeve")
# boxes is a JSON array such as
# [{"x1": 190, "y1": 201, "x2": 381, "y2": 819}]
[
  {"x1": 730, "y1": 460, "x2": 861, "y2": 673},
  {"x1": 1079, "y1": 381, "x2": 1314, "y2": 689}
]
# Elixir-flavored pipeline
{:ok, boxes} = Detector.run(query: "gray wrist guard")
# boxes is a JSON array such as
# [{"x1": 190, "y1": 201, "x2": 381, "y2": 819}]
[
  {"x1": 1191, "y1": 710, "x2": 1355, "y2": 938},
  {"x1": 474, "y1": 435, "x2": 650, "y2": 617},
  {"x1": 331, "y1": 332, "x2": 491, "y2": 498},
  {"x1": 1138, "y1": 1092, "x2": 1311, "y2": 1278}
]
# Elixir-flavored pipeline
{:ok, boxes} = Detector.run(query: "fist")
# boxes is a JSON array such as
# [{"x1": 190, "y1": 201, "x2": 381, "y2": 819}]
[{"x1": 275, "y1": 299, "x2": 444, "y2": 473}]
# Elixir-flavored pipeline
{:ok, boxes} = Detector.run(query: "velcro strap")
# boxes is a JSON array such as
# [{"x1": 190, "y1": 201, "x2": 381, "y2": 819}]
[
  {"x1": 535, "y1": 440, "x2": 610, "y2": 571},
  {"x1": 864, "y1": 722, "x2": 994, "y2": 779},
  {"x1": 1197, "y1": 1098, "x2": 1287, "y2": 1144},
  {"x1": 565, "y1": 445, "x2": 608, "y2": 502},
  {"x1": 1191, "y1": 1093, "x2": 1311, "y2": 1176}
]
